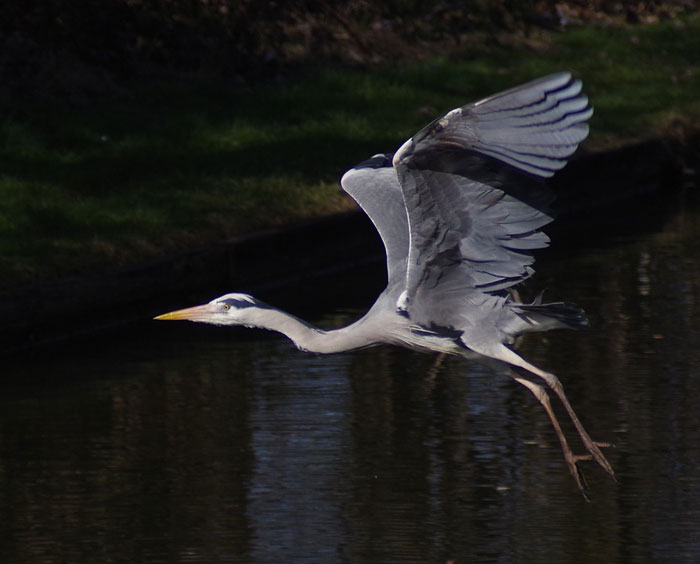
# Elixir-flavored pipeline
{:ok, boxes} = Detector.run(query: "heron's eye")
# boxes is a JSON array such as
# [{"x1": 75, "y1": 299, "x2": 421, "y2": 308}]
[{"x1": 221, "y1": 303, "x2": 231, "y2": 311}]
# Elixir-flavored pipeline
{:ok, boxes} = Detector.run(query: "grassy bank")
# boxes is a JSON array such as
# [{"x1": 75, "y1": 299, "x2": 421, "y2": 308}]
[{"x1": 1, "y1": 15, "x2": 699, "y2": 291}]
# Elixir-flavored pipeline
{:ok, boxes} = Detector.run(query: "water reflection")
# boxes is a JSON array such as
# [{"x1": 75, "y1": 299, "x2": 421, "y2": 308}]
[{"x1": 2, "y1": 204, "x2": 700, "y2": 563}]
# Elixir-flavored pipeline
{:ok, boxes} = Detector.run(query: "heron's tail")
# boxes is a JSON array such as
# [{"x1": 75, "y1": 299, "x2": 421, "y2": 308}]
[{"x1": 508, "y1": 295, "x2": 589, "y2": 333}]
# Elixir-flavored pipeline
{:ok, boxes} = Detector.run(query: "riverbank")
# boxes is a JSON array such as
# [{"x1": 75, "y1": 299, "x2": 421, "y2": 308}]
[{"x1": 3, "y1": 14, "x2": 700, "y2": 292}]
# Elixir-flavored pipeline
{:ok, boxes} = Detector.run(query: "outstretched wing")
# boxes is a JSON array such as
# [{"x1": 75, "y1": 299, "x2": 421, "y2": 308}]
[
  {"x1": 340, "y1": 154, "x2": 408, "y2": 290},
  {"x1": 392, "y1": 72, "x2": 592, "y2": 316}
]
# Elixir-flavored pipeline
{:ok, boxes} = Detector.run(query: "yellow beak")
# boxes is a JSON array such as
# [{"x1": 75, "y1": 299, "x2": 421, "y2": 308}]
[{"x1": 154, "y1": 304, "x2": 211, "y2": 322}]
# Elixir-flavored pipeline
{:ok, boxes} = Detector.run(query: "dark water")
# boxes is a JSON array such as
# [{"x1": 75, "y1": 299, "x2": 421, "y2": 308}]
[{"x1": 3, "y1": 203, "x2": 700, "y2": 563}]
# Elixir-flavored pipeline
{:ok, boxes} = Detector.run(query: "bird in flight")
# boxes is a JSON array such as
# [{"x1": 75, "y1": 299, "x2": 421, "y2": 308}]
[{"x1": 156, "y1": 72, "x2": 614, "y2": 495}]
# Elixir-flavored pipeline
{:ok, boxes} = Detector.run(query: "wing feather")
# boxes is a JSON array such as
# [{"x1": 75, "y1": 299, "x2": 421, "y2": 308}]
[
  {"x1": 392, "y1": 72, "x2": 591, "y2": 323},
  {"x1": 340, "y1": 155, "x2": 408, "y2": 289}
]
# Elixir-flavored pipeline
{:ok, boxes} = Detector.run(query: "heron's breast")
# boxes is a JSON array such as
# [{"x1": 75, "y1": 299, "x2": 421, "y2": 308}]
[{"x1": 387, "y1": 322, "x2": 465, "y2": 355}]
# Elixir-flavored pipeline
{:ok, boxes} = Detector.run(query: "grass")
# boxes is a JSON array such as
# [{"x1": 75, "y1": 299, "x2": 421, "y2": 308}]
[{"x1": 1, "y1": 15, "x2": 699, "y2": 290}]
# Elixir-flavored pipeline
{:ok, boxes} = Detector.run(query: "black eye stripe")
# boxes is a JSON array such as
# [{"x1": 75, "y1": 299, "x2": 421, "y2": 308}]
[
  {"x1": 218, "y1": 297, "x2": 275, "y2": 310},
  {"x1": 221, "y1": 298, "x2": 254, "y2": 309}
]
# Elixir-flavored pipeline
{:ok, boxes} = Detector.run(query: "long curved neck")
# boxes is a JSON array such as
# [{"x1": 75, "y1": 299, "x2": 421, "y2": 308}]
[{"x1": 245, "y1": 306, "x2": 378, "y2": 354}]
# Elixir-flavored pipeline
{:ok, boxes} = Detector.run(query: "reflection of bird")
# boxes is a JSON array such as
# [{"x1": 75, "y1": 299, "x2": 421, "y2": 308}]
[{"x1": 156, "y1": 72, "x2": 614, "y2": 495}]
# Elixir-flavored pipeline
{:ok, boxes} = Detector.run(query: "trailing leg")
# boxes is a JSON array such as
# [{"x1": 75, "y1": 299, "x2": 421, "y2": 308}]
[
  {"x1": 491, "y1": 345, "x2": 615, "y2": 480},
  {"x1": 505, "y1": 370, "x2": 591, "y2": 495}
]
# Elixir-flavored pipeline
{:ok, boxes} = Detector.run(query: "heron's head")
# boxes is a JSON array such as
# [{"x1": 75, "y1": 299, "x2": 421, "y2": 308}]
[{"x1": 154, "y1": 293, "x2": 270, "y2": 327}]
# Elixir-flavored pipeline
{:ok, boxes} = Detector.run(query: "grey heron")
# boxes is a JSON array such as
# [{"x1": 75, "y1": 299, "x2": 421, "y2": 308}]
[{"x1": 156, "y1": 72, "x2": 614, "y2": 495}]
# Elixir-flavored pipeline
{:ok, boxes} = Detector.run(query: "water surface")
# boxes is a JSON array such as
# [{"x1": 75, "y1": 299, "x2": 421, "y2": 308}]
[{"x1": 2, "y1": 202, "x2": 700, "y2": 563}]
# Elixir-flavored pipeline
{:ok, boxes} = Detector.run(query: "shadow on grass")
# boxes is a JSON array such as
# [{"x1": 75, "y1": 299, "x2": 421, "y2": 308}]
[{"x1": 2, "y1": 14, "x2": 700, "y2": 286}]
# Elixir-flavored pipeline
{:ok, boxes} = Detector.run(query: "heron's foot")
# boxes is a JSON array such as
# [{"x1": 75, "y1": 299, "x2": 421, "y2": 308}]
[
  {"x1": 581, "y1": 438, "x2": 616, "y2": 480},
  {"x1": 524, "y1": 367, "x2": 617, "y2": 483},
  {"x1": 562, "y1": 441, "x2": 615, "y2": 499},
  {"x1": 564, "y1": 451, "x2": 591, "y2": 496}
]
